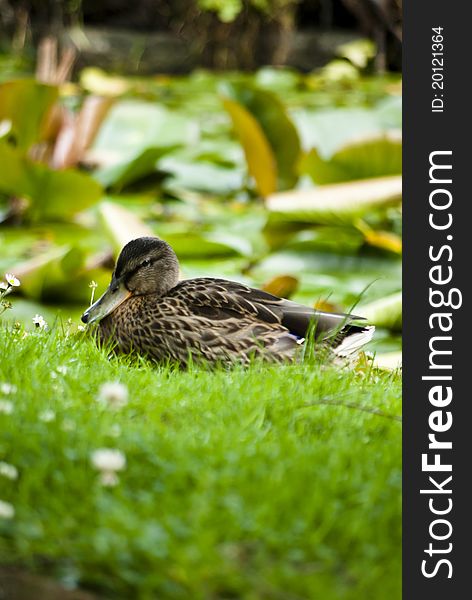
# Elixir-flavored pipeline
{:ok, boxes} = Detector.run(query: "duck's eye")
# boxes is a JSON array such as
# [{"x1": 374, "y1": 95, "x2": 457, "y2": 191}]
[{"x1": 140, "y1": 258, "x2": 152, "y2": 268}]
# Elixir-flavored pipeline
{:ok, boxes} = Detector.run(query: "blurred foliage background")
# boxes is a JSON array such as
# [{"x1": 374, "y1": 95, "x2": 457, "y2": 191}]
[
  {"x1": 1, "y1": 1, "x2": 402, "y2": 70},
  {"x1": 0, "y1": 0, "x2": 402, "y2": 353}
]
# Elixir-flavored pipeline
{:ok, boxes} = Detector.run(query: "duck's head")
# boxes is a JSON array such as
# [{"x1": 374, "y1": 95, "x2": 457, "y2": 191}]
[{"x1": 81, "y1": 237, "x2": 179, "y2": 325}]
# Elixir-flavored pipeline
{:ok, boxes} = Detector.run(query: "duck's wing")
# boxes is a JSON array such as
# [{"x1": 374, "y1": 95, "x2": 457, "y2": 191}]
[
  {"x1": 169, "y1": 278, "x2": 366, "y2": 339},
  {"x1": 136, "y1": 281, "x2": 301, "y2": 365}
]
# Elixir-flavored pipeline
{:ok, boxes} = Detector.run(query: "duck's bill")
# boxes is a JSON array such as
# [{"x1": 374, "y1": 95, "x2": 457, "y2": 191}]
[{"x1": 81, "y1": 282, "x2": 132, "y2": 324}]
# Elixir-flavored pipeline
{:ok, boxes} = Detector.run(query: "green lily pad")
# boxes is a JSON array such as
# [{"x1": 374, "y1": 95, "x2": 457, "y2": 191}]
[
  {"x1": 92, "y1": 100, "x2": 196, "y2": 161},
  {"x1": 300, "y1": 134, "x2": 402, "y2": 184},
  {"x1": 255, "y1": 67, "x2": 301, "y2": 92},
  {"x1": 220, "y1": 82, "x2": 301, "y2": 193},
  {"x1": 11, "y1": 245, "x2": 84, "y2": 300},
  {"x1": 163, "y1": 231, "x2": 251, "y2": 258},
  {"x1": 359, "y1": 292, "x2": 402, "y2": 331},
  {"x1": 0, "y1": 79, "x2": 58, "y2": 150},
  {"x1": 267, "y1": 176, "x2": 402, "y2": 224},
  {"x1": 337, "y1": 39, "x2": 376, "y2": 69},
  {"x1": 94, "y1": 145, "x2": 178, "y2": 191},
  {"x1": 98, "y1": 201, "x2": 155, "y2": 255},
  {"x1": 292, "y1": 104, "x2": 401, "y2": 156},
  {"x1": 160, "y1": 157, "x2": 244, "y2": 196},
  {"x1": 0, "y1": 142, "x2": 103, "y2": 221}
]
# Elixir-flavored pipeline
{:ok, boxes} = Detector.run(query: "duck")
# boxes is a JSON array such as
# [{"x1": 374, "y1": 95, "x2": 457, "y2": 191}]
[{"x1": 81, "y1": 236, "x2": 374, "y2": 366}]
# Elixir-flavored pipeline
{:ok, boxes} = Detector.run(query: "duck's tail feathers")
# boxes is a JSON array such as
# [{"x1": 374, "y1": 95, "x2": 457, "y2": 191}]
[{"x1": 332, "y1": 325, "x2": 375, "y2": 358}]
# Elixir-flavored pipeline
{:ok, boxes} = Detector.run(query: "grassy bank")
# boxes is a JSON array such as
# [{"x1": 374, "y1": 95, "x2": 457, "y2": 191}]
[{"x1": 0, "y1": 325, "x2": 401, "y2": 599}]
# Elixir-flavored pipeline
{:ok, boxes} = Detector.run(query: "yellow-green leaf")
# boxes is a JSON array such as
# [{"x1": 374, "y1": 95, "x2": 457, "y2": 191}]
[
  {"x1": 300, "y1": 134, "x2": 402, "y2": 185},
  {"x1": 0, "y1": 141, "x2": 103, "y2": 221},
  {"x1": 80, "y1": 67, "x2": 131, "y2": 97},
  {"x1": 0, "y1": 80, "x2": 58, "y2": 150},
  {"x1": 98, "y1": 202, "x2": 155, "y2": 255},
  {"x1": 222, "y1": 96, "x2": 277, "y2": 197},
  {"x1": 11, "y1": 246, "x2": 84, "y2": 300},
  {"x1": 267, "y1": 176, "x2": 402, "y2": 224},
  {"x1": 364, "y1": 229, "x2": 402, "y2": 254},
  {"x1": 359, "y1": 292, "x2": 402, "y2": 331},
  {"x1": 356, "y1": 219, "x2": 402, "y2": 255},
  {"x1": 262, "y1": 275, "x2": 299, "y2": 299},
  {"x1": 221, "y1": 83, "x2": 301, "y2": 193}
]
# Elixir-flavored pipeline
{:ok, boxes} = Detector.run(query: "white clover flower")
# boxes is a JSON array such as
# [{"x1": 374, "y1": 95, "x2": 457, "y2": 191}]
[
  {"x1": 97, "y1": 382, "x2": 128, "y2": 409},
  {"x1": 0, "y1": 119, "x2": 12, "y2": 137},
  {"x1": 91, "y1": 448, "x2": 126, "y2": 471},
  {"x1": 0, "y1": 400, "x2": 13, "y2": 415},
  {"x1": 39, "y1": 409, "x2": 55, "y2": 423},
  {"x1": 5, "y1": 273, "x2": 20, "y2": 287},
  {"x1": 51, "y1": 365, "x2": 67, "y2": 380},
  {"x1": 0, "y1": 500, "x2": 14, "y2": 519},
  {"x1": 32, "y1": 314, "x2": 48, "y2": 329},
  {"x1": 1, "y1": 383, "x2": 17, "y2": 395},
  {"x1": 77, "y1": 325, "x2": 86, "y2": 332},
  {"x1": 0, "y1": 462, "x2": 18, "y2": 480},
  {"x1": 100, "y1": 471, "x2": 121, "y2": 486},
  {"x1": 91, "y1": 448, "x2": 126, "y2": 487}
]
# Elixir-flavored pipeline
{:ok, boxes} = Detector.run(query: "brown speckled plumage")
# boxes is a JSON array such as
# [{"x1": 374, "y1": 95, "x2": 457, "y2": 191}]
[{"x1": 82, "y1": 237, "x2": 374, "y2": 367}]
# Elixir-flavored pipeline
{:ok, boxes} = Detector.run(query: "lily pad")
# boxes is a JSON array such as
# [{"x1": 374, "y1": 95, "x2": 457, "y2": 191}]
[
  {"x1": 221, "y1": 82, "x2": 301, "y2": 193},
  {"x1": 262, "y1": 275, "x2": 299, "y2": 298},
  {"x1": 98, "y1": 202, "x2": 155, "y2": 255},
  {"x1": 160, "y1": 156, "x2": 245, "y2": 197},
  {"x1": 94, "y1": 146, "x2": 177, "y2": 191},
  {"x1": 92, "y1": 100, "x2": 196, "y2": 164},
  {"x1": 356, "y1": 220, "x2": 402, "y2": 255},
  {"x1": 80, "y1": 67, "x2": 132, "y2": 96},
  {"x1": 220, "y1": 95, "x2": 276, "y2": 196},
  {"x1": 0, "y1": 141, "x2": 103, "y2": 221},
  {"x1": 266, "y1": 176, "x2": 402, "y2": 224},
  {"x1": 0, "y1": 79, "x2": 58, "y2": 149},
  {"x1": 10, "y1": 245, "x2": 84, "y2": 300},
  {"x1": 300, "y1": 134, "x2": 402, "y2": 184},
  {"x1": 163, "y1": 231, "x2": 251, "y2": 258},
  {"x1": 283, "y1": 227, "x2": 365, "y2": 254},
  {"x1": 337, "y1": 39, "x2": 376, "y2": 69},
  {"x1": 292, "y1": 104, "x2": 401, "y2": 156},
  {"x1": 255, "y1": 67, "x2": 301, "y2": 92},
  {"x1": 359, "y1": 292, "x2": 402, "y2": 331}
]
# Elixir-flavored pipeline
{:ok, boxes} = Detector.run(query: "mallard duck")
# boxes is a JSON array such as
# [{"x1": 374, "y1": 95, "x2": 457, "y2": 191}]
[{"x1": 81, "y1": 237, "x2": 374, "y2": 366}]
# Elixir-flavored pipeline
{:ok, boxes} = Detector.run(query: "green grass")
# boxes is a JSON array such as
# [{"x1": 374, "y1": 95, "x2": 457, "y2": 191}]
[{"x1": 0, "y1": 325, "x2": 401, "y2": 599}]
